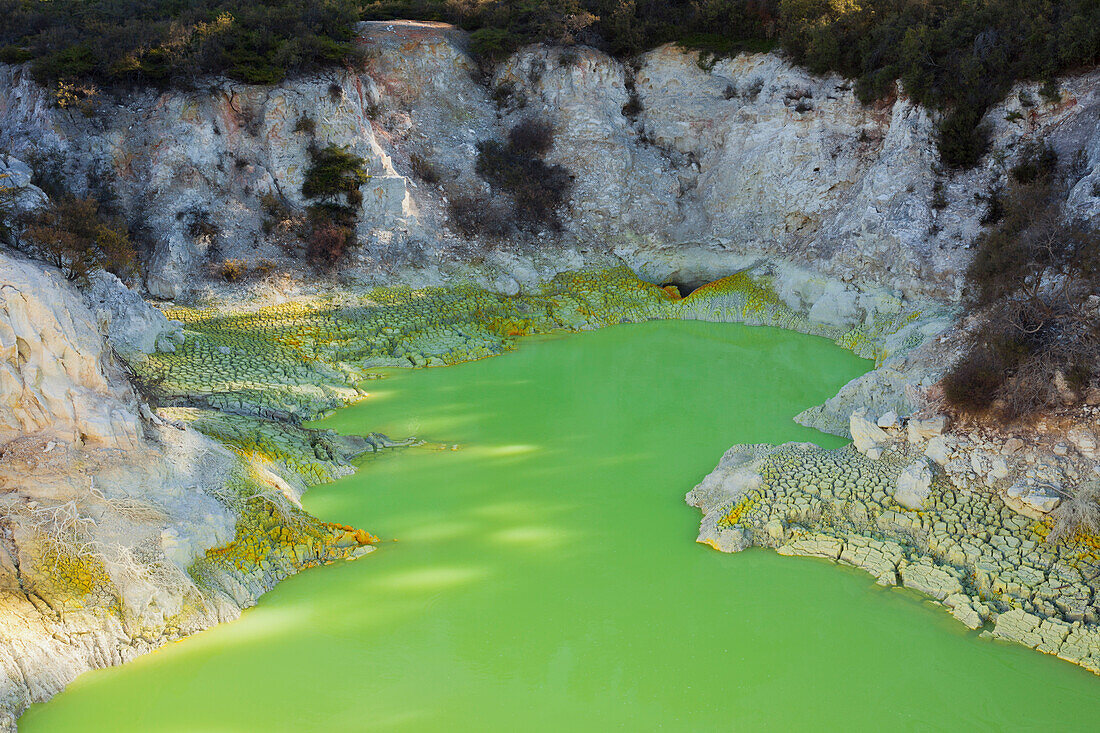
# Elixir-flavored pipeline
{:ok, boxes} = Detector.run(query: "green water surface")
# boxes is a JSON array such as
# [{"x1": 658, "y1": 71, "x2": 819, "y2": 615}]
[{"x1": 22, "y1": 321, "x2": 1100, "y2": 731}]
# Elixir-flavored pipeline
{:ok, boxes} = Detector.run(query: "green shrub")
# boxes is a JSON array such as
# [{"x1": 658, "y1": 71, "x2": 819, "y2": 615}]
[
  {"x1": 302, "y1": 144, "x2": 368, "y2": 210},
  {"x1": 936, "y1": 110, "x2": 992, "y2": 170},
  {"x1": 507, "y1": 118, "x2": 554, "y2": 156},
  {"x1": 930, "y1": 180, "x2": 948, "y2": 210},
  {"x1": 0, "y1": 45, "x2": 32, "y2": 64},
  {"x1": 470, "y1": 28, "x2": 519, "y2": 61},
  {"x1": 217, "y1": 259, "x2": 248, "y2": 282}
]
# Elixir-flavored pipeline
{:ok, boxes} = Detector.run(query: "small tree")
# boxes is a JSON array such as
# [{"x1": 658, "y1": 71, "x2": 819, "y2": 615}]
[
  {"x1": 301, "y1": 144, "x2": 368, "y2": 210},
  {"x1": 300, "y1": 145, "x2": 368, "y2": 270},
  {"x1": 23, "y1": 196, "x2": 136, "y2": 282}
]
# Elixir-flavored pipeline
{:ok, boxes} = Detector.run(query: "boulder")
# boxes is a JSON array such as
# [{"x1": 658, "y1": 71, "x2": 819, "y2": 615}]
[
  {"x1": 1067, "y1": 426, "x2": 1099, "y2": 460},
  {"x1": 85, "y1": 271, "x2": 184, "y2": 358},
  {"x1": 877, "y1": 410, "x2": 900, "y2": 429},
  {"x1": 894, "y1": 458, "x2": 933, "y2": 509},
  {"x1": 907, "y1": 414, "x2": 948, "y2": 443},
  {"x1": 1003, "y1": 482, "x2": 1062, "y2": 520},
  {"x1": 924, "y1": 435, "x2": 951, "y2": 465},
  {"x1": 850, "y1": 409, "x2": 890, "y2": 458}
]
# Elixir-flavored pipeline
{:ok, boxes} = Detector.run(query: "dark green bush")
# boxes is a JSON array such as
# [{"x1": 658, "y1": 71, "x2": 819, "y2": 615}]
[
  {"x1": 302, "y1": 144, "x2": 369, "y2": 210},
  {"x1": 936, "y1": 110, "x2": 992, "y2": 171},
  {"x1": 0, "y1": 0, "x2": 360, "y2": 90},
  {"x1": 470, "y1": 27, "x2": 520, "y2": 61},
  {"x1": 507, "y1": 118, "x2": 554, "y2": 156},
  {"x1": 1010, "y1": 141, "x2": 1058, "y2": 184},
  {"x1": 942, "y1": 346, "x2": 1005, "y2": 415},
  {"x1": 293, "y1": 115, "x2": 317, "y2": 135}
]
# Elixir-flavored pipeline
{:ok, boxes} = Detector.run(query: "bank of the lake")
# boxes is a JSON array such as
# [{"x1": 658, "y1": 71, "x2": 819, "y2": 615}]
[{"x1": 21, "y1": 321, "x2": 1100, "y2": 731}]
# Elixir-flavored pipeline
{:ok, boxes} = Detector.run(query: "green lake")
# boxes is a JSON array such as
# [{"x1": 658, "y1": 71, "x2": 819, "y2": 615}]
[{"x1": 21, "y1": 320, "x2": 1100, "y2": 730}]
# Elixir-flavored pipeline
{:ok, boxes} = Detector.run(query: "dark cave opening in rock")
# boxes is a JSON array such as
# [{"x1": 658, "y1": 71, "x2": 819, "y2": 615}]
[{"x1": 660, "y1": 279, "x2": 710, "y2": 298}]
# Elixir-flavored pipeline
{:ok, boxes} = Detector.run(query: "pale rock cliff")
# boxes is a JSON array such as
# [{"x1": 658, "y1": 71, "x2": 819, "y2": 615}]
[
  {"x1": 0, "y1": 257, "x2": 143, "y2": 448},
  {"x1": 0, "y1": 21, "x2": 1096, "y2": 304}
]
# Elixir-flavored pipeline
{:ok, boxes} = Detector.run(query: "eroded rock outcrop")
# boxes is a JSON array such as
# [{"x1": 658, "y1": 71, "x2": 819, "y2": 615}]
[
  {"x1": 0, "y1": 256, "x2": 142, "y2": 448},
  {"x1": 0, "y1": 251, "x2": 376, "y2": 726}
]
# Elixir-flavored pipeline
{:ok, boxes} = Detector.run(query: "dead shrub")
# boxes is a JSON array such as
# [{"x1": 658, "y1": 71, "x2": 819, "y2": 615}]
[
  {"x1": 943, "y1": 174, "x2": 1100, "y2": 420},
  {"x1": 473, "y1": 117, "x2": 573, "y2": 232},
  {"x1": 23, "y1": 195, "x2": 136, "y2": 282},
  {"x1": 409, "y1": 153, "x2": 440, "y2": 184},
  {"x1": 306, "y1": 218, "x2": 354, "y2": 270},
  {"x1": 217, "y1": 259, "x2": 247, "y2": 282},
  {"x1": 447, "y1": 194, "x2": 510, "y2": 239},
  {"x1": 1048, "y1": 479, "x2": 1100, "y2": 545}
]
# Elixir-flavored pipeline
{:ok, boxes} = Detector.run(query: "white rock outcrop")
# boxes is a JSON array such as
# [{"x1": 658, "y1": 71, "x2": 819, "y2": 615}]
[
  {"x1": 1004, "y1": 482, "x2": 1062, "y2": 519},
  {"x1": 84, "y1": 271, "x2": 184, "y2": 357},
  {"x1": 0, "y1": 255, "x2": 143, "y2": 449},
  {"x1": 0, "y1": 154, "x2": 47, "y2": 215}
]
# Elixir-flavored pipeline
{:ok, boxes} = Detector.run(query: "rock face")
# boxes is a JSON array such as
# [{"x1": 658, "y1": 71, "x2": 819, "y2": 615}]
[
  {"x1": 0, "y1": 21, "x2": 1096, "y2": 301},
  {"x1": 0, "y1": 256, "x2": 143, "y2": 448},
  {"x1": 84, "y1": 271, "x2": 184, "y2": 358},
  {"x1": 0, "y1": 154, "x2": 47, "y2": 215}
]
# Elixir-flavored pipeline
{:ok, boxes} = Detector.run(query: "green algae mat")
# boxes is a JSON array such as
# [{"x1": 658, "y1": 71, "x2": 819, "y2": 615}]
[{"x1": 21, "y1": 320, "x2": 1100, "y2": 731}]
